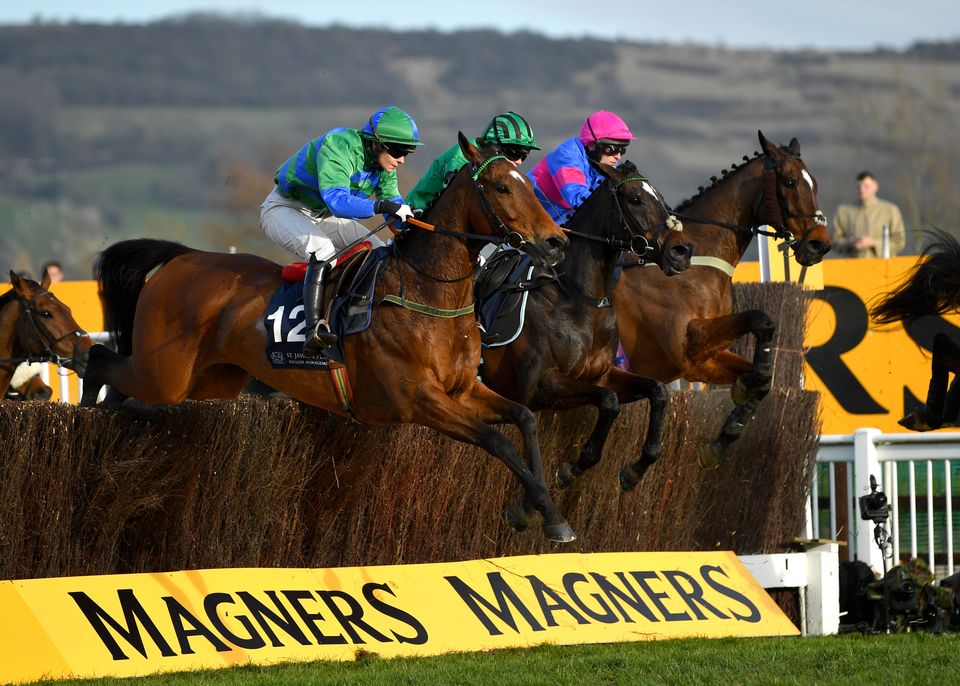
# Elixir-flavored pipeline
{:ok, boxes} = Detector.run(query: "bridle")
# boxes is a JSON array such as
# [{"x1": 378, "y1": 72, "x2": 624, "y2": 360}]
[
  {"x1": 0, "y1": 290, "x2": 87, "y2": 367},
  {"x1": 553, "y1": 174, "x2": 679, "y2": 309},
  {"x1": 392, "y1": 155, "x2": 544, "y2": 284},
  {"x1": 562, "y1": 174, "x2": 676, "y2": 261},
  {"x1": 670, "y1": 152, "x2": 826, "y2": 249}
]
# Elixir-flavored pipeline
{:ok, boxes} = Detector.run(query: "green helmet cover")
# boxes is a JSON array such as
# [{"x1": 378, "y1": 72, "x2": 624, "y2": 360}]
[
  {"x1": 362, "y1": 106, "x2": 424, "y2": 147},
  {"x1": 480, "y1": 111, "x2": 539, "y2": 150}
]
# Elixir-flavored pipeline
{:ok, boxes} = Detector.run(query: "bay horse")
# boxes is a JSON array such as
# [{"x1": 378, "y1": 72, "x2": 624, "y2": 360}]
[
  {"x1": 0, "y1": 271, "x2": 93, "y2": 398},
  {"x1": 477, "y1": 161, "x2": 693, "y2": 502},
  {"x1": 79, "y1": 134, "x2": 579, "y2": 542},
  {"x1": 615, "y1": 131, "x2": 831, "y2": 487},
  {"x1": 871, "y1": 230, "x2": 960, "y2": 431}
]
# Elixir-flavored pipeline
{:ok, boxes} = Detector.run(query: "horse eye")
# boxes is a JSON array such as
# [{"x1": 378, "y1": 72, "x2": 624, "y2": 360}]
[
  {"x1": 783, "y1": 178, "x2": 796, "y2": 188},
  {"x1": 495, "y1": 184, "x2": 510, "y2": 195},
  {"x1": 629, "y1": 196, "x2": 643, "y2": 205},
  {"x1": 40, "y1": 311, "x2": 53, "y2": 318}
]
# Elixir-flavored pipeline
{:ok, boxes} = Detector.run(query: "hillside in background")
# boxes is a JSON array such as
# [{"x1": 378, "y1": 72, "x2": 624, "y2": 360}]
[{"x1": 1, "y1": 15, "x2": 959, "y2": 276}]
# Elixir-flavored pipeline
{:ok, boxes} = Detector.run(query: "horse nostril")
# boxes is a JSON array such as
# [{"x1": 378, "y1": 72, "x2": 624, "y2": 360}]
[
  {"x1": 546, "y1": 235, "x2": 569, "y2": 252},
  {"x1": 671, "y1": 242, "x2": 693, "y2": 259},
  {"x1": 807, "y1": 239, "x2": 830, "y2": 255}
]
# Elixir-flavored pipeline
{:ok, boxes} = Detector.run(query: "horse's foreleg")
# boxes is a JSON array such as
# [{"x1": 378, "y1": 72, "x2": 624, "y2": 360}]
[
  {"x1": 594, "y1": 368, "x2": 669, "y2": 493},
  {"x1": 417, "y1": 383, "x2": 575, "y2": 543},
  {"x1": 688, "y1": 310, "x2": 776, "y2": 404},
  {"x1": 527, "y1": 369, "x2": 620, "y2": 490}
]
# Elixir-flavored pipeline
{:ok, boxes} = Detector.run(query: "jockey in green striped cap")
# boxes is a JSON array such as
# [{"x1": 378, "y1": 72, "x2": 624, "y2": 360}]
[
  {"x1": 260, "y1": 105, "x2": 423, "y2": 354},
  {"x1": 406, "y1": 111, "x2": 538, "y2": 212}
]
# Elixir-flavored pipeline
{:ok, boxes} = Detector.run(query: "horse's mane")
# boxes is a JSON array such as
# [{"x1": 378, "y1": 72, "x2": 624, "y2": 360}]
[
  {"x1": 871, "y1": 229, "x2": 960, "y2": 326},
  {"x1": 564, "y1": 160, "x2": 639, "y2": 226},
  {"x1": 674, "y1": 150, "x2": 765, "y2": 212}
]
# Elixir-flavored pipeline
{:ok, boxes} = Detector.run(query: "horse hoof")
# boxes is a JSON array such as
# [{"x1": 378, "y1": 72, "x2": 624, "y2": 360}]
[
  {"x1": 619, "y1": 463, "x2": 642, "y2": 492},
  {"x1": 898, "y1": 408, "x2": 941, "y2": 432},
  {"x1": 504, "y1": 500, "x2": 533, "y2": 533},
  {"x1": 697, "y1": 442, "x2": 723, "y2": 470},
  {"x1": 544, "y1": 522, "x2": 576, "y2": 543},
  {"x1": 556, "y1": 462, "x2": 579, "y2": 490}
]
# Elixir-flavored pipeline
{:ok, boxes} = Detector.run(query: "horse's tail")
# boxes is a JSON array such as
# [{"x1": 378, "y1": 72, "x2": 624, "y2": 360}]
[
  {"x1": 871, "y1": 229, "x2": 960, "y2": 327},
  {"x1": 94, "y1": 239, "x2": 195, "y2": 355}
]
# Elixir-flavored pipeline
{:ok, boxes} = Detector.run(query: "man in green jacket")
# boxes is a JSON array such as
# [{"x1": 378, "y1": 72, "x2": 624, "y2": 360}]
[
  {"x1": 832, "y1": 170, "x2": 906, "y2": 258},
  {"x1": 406, "y1": 111, "x2": 539, "y2": 212}
]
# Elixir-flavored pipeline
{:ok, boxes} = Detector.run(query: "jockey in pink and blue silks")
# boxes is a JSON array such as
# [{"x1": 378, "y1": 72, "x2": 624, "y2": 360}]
[{"x1": 528, "y1": 110, "x2": 636, "y2": 225}]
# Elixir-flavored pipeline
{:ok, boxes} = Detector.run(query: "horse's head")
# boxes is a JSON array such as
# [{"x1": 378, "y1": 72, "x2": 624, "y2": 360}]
[
  {"x1": 593, "y1": 160, "x2": 693, "y2": 276},
  {"x1": 8, "y1": 271, "x2": 94, "y2": 376},
  {"x1": 458, "y1": 132, "x2": 568, "y2": 268},
  {"x1": 757, "y1": 131, "x2": 831, "y2": 266}
]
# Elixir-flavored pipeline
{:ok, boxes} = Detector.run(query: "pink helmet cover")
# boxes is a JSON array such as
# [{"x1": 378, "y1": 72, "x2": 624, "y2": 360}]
[{"x1": 579, "y1": 110, "x2": 636, "y2": 145}]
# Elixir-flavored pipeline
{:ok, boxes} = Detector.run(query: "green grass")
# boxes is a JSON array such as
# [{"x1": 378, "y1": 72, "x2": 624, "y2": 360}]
[{"x1": 34, "y1": 634, "x2": 960, "y2": 686}]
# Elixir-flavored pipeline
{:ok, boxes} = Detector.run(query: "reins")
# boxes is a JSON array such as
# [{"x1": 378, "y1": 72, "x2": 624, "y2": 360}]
[{"x1": 0, "y1": 291, "x2": 87, "y2": 367}]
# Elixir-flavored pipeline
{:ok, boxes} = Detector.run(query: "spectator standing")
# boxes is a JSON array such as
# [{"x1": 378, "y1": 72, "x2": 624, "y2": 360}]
[{"x1": 832, "y1": 171, "x2": 905, "y2": 258}]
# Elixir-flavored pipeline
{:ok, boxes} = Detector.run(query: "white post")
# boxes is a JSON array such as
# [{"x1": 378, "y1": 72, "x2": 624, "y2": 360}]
[
  {"x1": 758, "y1": 232, "x2": 771, "y2": 282},
  {"x1": 804, "y1": 542, "x2": 840, "y2": 636},
  {"x1": 853, "y1": 428, "x2": 885, "y2": 573}
]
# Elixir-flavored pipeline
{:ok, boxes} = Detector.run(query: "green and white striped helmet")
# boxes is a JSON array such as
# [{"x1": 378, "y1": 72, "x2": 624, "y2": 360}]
[{"x1": 479, "y1": 112, "x2": 539, "y2": 150}]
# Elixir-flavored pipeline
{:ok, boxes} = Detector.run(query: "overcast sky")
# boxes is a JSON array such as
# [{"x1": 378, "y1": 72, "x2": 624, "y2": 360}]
[{"x1": 3, "y1": 0, "x2": 958, "y2": 50}]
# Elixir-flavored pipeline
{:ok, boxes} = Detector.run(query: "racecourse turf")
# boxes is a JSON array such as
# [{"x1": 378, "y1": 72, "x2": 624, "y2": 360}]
[{"x1": 35, "y1": 633, "x2": 958, "y2": 685}]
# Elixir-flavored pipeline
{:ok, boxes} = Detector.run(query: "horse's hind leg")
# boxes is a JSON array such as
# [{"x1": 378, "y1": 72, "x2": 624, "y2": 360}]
[
  {"x1": 903, "y1": 333, "x2": 960, "y2": 431},
  {"x1": 688, "y1": 310, "x2": 776, "y2": 404},
  {"x1": 417, "y1": 382, "x2": 575, "y2": 543},
  {"x1": 79, "y1": 342, "x2": 198, "y2": 407}
]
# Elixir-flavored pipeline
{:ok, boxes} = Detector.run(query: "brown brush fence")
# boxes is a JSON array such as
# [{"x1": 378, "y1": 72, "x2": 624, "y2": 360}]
[{"x1": 0, "y1": 283, "x2": 819, "y2": 582}]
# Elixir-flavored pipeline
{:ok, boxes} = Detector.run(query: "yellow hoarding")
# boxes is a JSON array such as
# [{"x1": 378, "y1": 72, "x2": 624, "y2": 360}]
[
  {"x1": 0, "y1": 552, "x2": 795, "y2": 683},
  {"x1": 735, "y1": 255, "x2": 959, "y2": 434}
]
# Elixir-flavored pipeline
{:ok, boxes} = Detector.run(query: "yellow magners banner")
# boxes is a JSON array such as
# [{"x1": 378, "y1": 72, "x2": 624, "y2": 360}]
[{"x1": 0, "y1": 552, "x2": 795, "y2": 683}]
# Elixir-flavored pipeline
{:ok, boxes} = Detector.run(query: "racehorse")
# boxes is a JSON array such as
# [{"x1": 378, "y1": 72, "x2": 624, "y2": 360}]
[
  {"x1": 871, "y1": 230, "x2": 960, "y2": 431},
  {"x1": 79, "y1": 134, "x2": 579, "y2": 542},
  {"x1": 0, "y1": 271, "x2": 93, "y2": 398},
  {"x1": 615, "y1": 131, "x2": 832, "y2": 485},
  {"x1": 477, "y1": 161, "x2": 693, "y2": 499}
]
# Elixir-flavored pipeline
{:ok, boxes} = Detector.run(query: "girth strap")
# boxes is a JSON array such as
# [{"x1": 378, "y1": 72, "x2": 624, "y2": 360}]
[{"x1": 381, "y1": 295, "x2": 475, "y2": 318}]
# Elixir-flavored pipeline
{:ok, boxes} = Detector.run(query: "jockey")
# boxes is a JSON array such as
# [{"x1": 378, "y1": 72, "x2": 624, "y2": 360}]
[
  {"x1": 528, "y1": 110, "x2": 636, "y2": 225},
  {"x1": 261, "y1": 106, "x2": 423, "y2": 354},
  {"x1": 406, "y1": 111, "x2": 539, "y2": 212}
]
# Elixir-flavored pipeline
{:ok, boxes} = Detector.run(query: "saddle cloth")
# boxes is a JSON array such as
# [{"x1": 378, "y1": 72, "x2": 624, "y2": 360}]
[{"x1": 264, "y1": 246, "x2": 389, "y2": 368}]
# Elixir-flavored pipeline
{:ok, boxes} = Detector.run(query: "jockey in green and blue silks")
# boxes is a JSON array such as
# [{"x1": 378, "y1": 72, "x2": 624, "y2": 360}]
[
  {"x1": 273, "y1": 107, "x2": 422, "y2": 225},
  {"x1": 261, "y1": 105, "x2": 423, "y2": 354},
  {"x1": 406, "y1": 111, "x2": 539, "y2": 212},
  {"x1": 528, "y1": 110, "x2": 636, "y2": 225}
]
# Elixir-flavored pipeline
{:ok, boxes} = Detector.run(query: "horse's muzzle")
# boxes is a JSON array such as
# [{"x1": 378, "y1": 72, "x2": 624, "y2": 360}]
[{"x1": 662, "y1": 240, "x2": 694, "y2": 276}]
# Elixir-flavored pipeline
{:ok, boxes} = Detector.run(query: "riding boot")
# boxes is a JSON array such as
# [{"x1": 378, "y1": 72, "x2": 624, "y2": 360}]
[{"x1": 302, "y1": 256, "x2": 338, "y2": 355}]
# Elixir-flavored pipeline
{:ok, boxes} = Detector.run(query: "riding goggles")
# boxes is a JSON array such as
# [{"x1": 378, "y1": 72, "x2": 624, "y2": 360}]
[
  {"x1": 600, "y1": 143, "x2": 628, "y2": 156},
  {"x1": 500, "y1": 145, "x2": 532, "y2": 162},
  {"x1": 382, "y1": 142, "x2": 417, "y2": 158}
]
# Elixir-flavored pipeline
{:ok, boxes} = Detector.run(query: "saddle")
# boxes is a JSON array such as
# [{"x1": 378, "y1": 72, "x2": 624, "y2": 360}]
[
  {"x1": 281, "y1": 241, "x2": 374, "y2": 315},
  {"x1": 475, "y1": 249, "x2": 538, "y2": 347}
]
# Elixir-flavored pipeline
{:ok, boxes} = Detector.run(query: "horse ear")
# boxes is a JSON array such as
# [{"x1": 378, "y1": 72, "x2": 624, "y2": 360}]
[
  {"x1": 40, "y1": 271, "x2": 51, "y2": 290},
  {"x1": 589, "y1": 158, "x2": 617, "y2": 181},
  {"x1": 9, "y1": 271, "x2": 25, "y2": 294},
  {"x1": 758, "y1": 130, "x2": 780, "y2": 159},
  {"x1": 458, "y1": 131, "x2": 481, "y2": 164},
  {"x1": 788, "y1": 137, "x2": 801, "y2": 155}
]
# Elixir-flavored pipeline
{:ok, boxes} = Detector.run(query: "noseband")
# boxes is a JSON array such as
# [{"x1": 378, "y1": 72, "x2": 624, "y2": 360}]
[{"x1": 0, "y1": 291, "x2": 88, "y2": 367}]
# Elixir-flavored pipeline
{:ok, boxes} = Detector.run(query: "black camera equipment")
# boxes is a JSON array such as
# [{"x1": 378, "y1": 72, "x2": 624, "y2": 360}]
[{"x1": 859, "y1": 474, "x2": 895, "y2": 631}]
